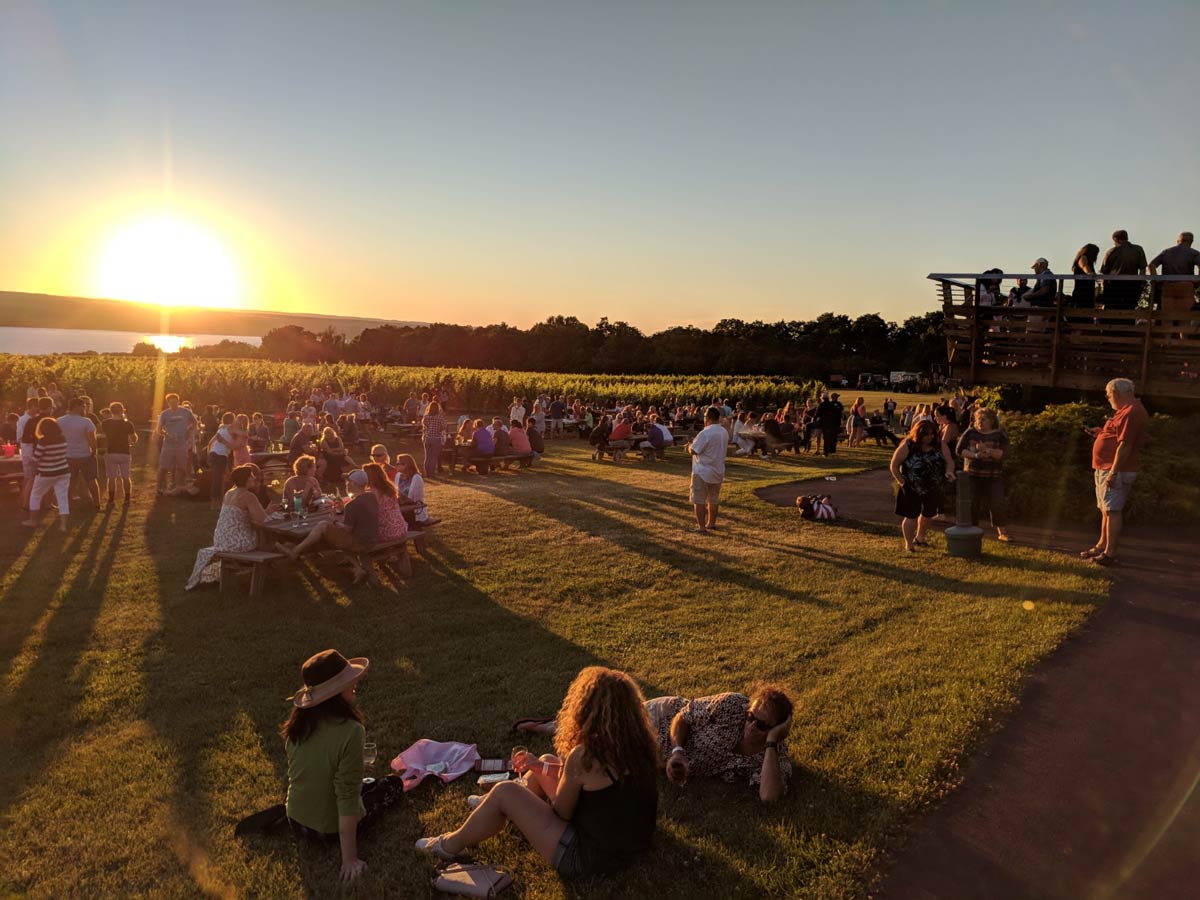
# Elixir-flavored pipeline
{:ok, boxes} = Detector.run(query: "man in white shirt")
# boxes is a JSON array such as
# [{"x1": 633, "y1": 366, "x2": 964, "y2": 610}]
[
  {"x1": 687, "y1": 406, "x2": 730, "y2": 533},
  {"x1": 508, "y1": 397, "x2": 526, "y2": 425}
]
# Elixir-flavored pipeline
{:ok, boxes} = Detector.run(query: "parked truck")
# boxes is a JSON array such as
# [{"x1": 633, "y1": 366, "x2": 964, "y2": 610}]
[{"x1": 889, "y1": 371, "x2": 922, "y2": 393}]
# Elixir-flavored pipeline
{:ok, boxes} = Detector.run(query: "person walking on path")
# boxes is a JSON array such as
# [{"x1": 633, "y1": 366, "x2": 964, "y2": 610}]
[
  {"x1": 686, "y1": 406, "x2": 729, "y2": 533},
  {"x1": 1081, "y1": 378, "x2": 1149, "y2": 567}
]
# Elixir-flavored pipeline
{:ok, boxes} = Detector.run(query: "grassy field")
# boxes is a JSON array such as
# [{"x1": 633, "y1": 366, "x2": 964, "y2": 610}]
[{"x1": 0, "y1": 437, "x2": 1108, "y2": 899}]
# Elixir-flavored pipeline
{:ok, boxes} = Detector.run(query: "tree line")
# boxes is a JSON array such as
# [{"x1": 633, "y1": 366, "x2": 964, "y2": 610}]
[{"x1": 134, "y1": 311, "x2": 945, "y2": 379}]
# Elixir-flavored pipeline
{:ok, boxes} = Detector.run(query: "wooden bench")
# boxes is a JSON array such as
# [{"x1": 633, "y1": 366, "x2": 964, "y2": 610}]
[
  {"x1": 452, "y1": 453, "x2": 534, "y2": 474},
  {"x1": 361, "y1": 531, "x2": 425, "y2": 582},
  {"x1": 214, "y1": 549, "x2": 288, "y2": 598}
]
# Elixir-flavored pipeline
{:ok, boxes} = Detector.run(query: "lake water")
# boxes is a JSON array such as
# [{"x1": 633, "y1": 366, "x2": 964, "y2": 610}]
[{"x1": 0, "y1": 327, "x2": 261, "y2": 354}]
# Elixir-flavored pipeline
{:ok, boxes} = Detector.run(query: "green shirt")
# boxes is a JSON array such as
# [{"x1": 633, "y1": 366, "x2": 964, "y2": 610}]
[{"x1": 285, "y1": 717, "x2": 365, "y2": 834}]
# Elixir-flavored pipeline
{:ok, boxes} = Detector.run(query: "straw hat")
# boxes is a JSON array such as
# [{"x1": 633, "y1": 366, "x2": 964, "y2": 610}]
[{"x1": 290, "y1": 649, "x2": 369, "y2": 709}]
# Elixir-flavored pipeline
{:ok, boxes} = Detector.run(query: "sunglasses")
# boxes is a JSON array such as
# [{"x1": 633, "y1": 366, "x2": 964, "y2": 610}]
[
  {"x1": 371, "y1": 453, "x2": 386, "y2": 458},
  {"x1": 746, "y1": 711, "x2": 772, "y2": 732}
]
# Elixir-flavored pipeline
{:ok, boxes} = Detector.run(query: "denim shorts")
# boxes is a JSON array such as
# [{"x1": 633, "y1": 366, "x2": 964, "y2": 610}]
[
  {"x1": 1094, "y1": 469, "x2": 1137, "y2": 512},
  {"x1": 551, "y1": 824, "x2": 587, "y2": 879}
]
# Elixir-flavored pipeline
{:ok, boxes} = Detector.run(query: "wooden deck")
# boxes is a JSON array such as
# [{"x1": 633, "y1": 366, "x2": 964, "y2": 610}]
[{"x1": 930, "y1": 274, "x2": 1200, "y2": 399}]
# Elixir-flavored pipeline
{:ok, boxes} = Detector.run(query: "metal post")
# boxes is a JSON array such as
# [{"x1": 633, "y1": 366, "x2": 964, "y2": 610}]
[{"x1": 944, "y1": 475, "x2": 983, "y2": 558}]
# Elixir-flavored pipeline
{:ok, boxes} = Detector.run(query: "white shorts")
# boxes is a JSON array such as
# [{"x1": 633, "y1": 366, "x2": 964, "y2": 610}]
[{"x1": 105, "y1": 453, "x2": 132, "y2": 478}]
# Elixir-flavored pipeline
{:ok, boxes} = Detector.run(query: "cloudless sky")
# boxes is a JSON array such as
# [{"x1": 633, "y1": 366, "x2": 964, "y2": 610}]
[{"x1": 2, "y1": 0, "x2": 1198, "y2": 331}]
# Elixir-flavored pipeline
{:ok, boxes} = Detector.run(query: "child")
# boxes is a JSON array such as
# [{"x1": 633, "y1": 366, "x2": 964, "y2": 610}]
[{"x1": 796, "y1": 494, "x2": 837, "y2": 521}]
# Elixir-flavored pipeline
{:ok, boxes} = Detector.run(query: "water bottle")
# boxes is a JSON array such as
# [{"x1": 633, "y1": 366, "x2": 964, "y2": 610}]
[
  {"x1": 294, "y1": 495, "x2": 305, "y2": 520},
  {"x1": 825, "y1": 475, "x2": 837, "y2": 481}
]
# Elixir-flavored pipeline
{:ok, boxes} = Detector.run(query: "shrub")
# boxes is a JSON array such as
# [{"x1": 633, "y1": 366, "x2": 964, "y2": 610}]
[{"x1": 999, "y1": 402, "x2": 1199, "y2": 526}]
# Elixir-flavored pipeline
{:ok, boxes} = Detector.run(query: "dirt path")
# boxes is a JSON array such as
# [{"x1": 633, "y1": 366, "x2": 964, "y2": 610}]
[{"x1": 757, "y1": 470, "x2": 1200, "y2": 900}]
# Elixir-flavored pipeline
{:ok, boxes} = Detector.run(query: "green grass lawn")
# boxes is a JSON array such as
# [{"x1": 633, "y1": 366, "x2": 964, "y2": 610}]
[{"x1": 0, "y1": 438, "x2": 1108, "y2": 899}]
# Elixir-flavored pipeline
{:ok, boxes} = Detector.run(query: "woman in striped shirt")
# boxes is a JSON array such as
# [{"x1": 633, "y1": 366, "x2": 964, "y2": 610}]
[{"x1": 22, "y1": 417, "x2": 71, "y2": 531}]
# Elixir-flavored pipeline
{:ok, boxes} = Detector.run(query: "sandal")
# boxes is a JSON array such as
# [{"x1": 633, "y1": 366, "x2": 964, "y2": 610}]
[
  {"x1": 1092, "y1": 554, "x2": 1120, "y2": 567},
  {"x1": 415, "y1": 835, "x2": 469, "y2": 862},
  {"x1": 1079, "y1": 546, "x2": 1104, "y2": 559},
  {"x1": 913, "y1": 539, "x2": 929, "y2": 547}
]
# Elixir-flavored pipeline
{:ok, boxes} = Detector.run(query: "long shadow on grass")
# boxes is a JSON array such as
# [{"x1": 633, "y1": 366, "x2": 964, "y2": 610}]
[
  {"x1": 453, "y1": 470, "x2": 831, "y2": 608},
  {"x1": 0, "y1": 509, "x2": 127, "y2": 818},
  {"x1": 135, "y1": 497, "x2": 682, "y2": 898},
  {"x1": 738, "y1": 528, "x2": 1104, "y2": 608}
]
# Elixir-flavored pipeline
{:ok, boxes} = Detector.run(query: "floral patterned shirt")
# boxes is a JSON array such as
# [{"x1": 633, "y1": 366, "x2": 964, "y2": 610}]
[{"x1": 652, "y1": 692, "x2": 791, "y2": 788}]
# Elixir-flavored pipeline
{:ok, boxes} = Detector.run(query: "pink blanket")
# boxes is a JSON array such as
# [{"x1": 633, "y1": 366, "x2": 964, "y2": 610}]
[{"x1": 390, "y1": 739, "x2": 480, "y2": 791}]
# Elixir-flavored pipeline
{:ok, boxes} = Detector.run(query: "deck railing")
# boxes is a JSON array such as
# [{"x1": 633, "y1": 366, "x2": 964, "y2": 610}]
[{"x1": 928, "y1": 273, "x2": 1200, "y2": 398}]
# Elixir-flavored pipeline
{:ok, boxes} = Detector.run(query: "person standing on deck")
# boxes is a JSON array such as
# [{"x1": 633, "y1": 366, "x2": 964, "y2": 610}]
[
  {"x1": 1148, "y1": 232, "x2": 1200, "y2": 325},
  {"x1": 1100, "y1": 230, "x2": 1148, "y2": 310}
]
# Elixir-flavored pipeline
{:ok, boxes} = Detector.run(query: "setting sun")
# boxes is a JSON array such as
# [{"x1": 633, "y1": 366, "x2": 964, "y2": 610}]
[{"x1": 95, "y1": 215, "x2": 241, "y2": 308}]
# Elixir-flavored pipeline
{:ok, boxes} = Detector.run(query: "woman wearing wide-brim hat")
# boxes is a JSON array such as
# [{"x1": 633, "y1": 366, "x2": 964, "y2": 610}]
[{"x1": 280, "y1": 649, "x2": 370, "y2": 882}]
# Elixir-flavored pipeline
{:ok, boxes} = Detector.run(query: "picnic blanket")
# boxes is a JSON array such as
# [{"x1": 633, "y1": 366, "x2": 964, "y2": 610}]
[{"x1": 390, "y1": 739, "x2": 480, "y2": 791}]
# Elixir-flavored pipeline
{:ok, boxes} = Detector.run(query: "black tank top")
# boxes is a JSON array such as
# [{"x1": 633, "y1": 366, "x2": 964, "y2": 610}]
[{"x1": 571, "y1": 768, "x2": 657, "y2": 872}]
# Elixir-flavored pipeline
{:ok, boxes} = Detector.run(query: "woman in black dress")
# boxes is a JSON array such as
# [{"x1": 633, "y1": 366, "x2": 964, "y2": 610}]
[{"x1": 889, "y1": 419, "x2": 955, "y2": 552}]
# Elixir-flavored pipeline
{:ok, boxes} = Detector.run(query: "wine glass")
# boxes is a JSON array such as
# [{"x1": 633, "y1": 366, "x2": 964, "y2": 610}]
[
  {"x1": 510, "y1": 744, "x2": 531, "y2": 779},
  {"x1": 363, "y1": 742, "x2": 377, "y2": 775}
]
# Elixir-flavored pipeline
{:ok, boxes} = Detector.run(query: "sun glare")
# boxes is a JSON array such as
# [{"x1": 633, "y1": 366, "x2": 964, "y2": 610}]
[
  {"x1": 143, "y1": 334, "x2": 191, "y2": 353},
  {"x1": 95, "y1": 215, "x2": 240, "y2": 308}
]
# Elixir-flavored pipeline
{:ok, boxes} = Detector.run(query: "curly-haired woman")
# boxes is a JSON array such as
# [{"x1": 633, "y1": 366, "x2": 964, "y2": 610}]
[{"x1": 415, "y1": 667, "x2": 659, "y2": 879}]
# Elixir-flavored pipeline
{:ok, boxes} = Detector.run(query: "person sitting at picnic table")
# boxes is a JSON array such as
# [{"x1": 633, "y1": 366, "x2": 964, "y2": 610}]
[
  {"x1": 457, "y1": 416, "x2": 475, "y2": 443},
  {"x1": 466, "y1": 419, "x2": 494, "y2": 473},
  {"x1": 281, "y1": 649, "x2": 371, "y2": 882},
  {"x1": 393, "y1": 454, "x2": 429, "y2": 524},
  {"x1": 363, "y1": 462, "x2": 407, "y2": 542},
  {"x1": 491, "y1": 416, "x2": 513, "y2": 465},
  {"x1": 276, "y1": 469, "x2": 379, "y2": 585},
  {"x1": 186, "y1": 465, "x2": 279, "y2": 589},
  {"x1": 589, "y1": 415, "x2": 612, "y2": 460},
  {"x1": 288, "y1": 422, "x2": 318, "y2": 467},
  {"x1": 889, "y1": 419, "x2": 955, "y2": 553},
  {"x1": 416, "y1": 666, "x2": 659, "y2": 879},
  {"x1": 609, "y1": 414, "x2": 633, "y2": 445},
  {"x1": 514, "y1": 683, "x2": 792, "y2": 804},
  {"x1": 283, "y1": 455, "x2": 322, "y2": 512},
  {"x1": 524, "y1": 415, "x2": 545, "y2": 459},
  {"x1": 316, "y1": 426, "x2": 351, "y2": 485},
  {"x1": 509, "y1": 419, "x2": 533, "y2": 464},
  {"x1": 249, "y1": 412, "x2": 272, "y2": 452},
  {"x1": 367, "y1": 444, "x2": 397, "y2": 481},
  {"x1": 337, "y1": 414, "x2": 360, "y2": 450}
]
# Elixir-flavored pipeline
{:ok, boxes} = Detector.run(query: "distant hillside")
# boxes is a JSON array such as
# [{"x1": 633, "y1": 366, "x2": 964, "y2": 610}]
[{"x1": 0, "y1": 291, "x2": 424, "y2": 338}]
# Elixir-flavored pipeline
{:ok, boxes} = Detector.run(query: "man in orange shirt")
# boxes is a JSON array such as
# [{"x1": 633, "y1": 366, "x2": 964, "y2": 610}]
[{"x1": 1081, "y1": 378, "x2": 1149, "y2": 566}]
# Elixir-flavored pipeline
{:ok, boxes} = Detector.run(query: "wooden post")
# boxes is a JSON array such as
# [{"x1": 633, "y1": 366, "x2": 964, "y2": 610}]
[
  {"x1": 1049, "y1": 287, "x2": 1063, "y2": 387},
  {"x1": 1140, "y1": 302, "x2": 1154, "y2": 389},
  {"x1": 962, "y1": 282, "x2": 980, "y2": 384}
]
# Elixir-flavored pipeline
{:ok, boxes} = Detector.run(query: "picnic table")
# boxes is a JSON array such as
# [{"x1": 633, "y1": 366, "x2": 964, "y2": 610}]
[{"x1": 0, "y1": 453, "x2": 24, "y2": 486}]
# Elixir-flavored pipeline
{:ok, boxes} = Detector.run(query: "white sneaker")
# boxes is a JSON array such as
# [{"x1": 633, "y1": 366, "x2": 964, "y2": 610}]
[{"x1": 466, "y1": 794, "x2": 484, "y2": 809}]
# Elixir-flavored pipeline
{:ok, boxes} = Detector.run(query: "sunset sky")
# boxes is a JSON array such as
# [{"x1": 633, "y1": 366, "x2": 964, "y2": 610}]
[{"x1": 2, "y1": 1, "x2": 1197, "y2": 332}]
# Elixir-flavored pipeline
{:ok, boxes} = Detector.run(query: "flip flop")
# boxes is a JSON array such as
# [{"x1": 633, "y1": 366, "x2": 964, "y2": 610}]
[{"x1": 511, "y1": 715, "x2": 555, "y2": 732}]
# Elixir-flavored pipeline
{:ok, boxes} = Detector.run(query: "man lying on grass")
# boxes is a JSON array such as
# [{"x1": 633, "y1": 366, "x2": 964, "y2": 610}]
[{"x1": 516, "y1": 685, "x2": 793, "y2": 803}]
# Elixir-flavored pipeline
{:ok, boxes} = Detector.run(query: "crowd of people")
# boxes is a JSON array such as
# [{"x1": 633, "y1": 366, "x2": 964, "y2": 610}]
[
  {"x1": 278, "y1": 651, "x2": 794, "y2": 882},
  {"x1": 973, "y1": 230, "x2": 1200, "y2": 314}
]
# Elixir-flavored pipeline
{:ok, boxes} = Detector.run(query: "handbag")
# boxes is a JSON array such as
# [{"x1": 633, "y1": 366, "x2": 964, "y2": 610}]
[{"x1": 431, "y1": 863, "x2": 514, "y2": 898}]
